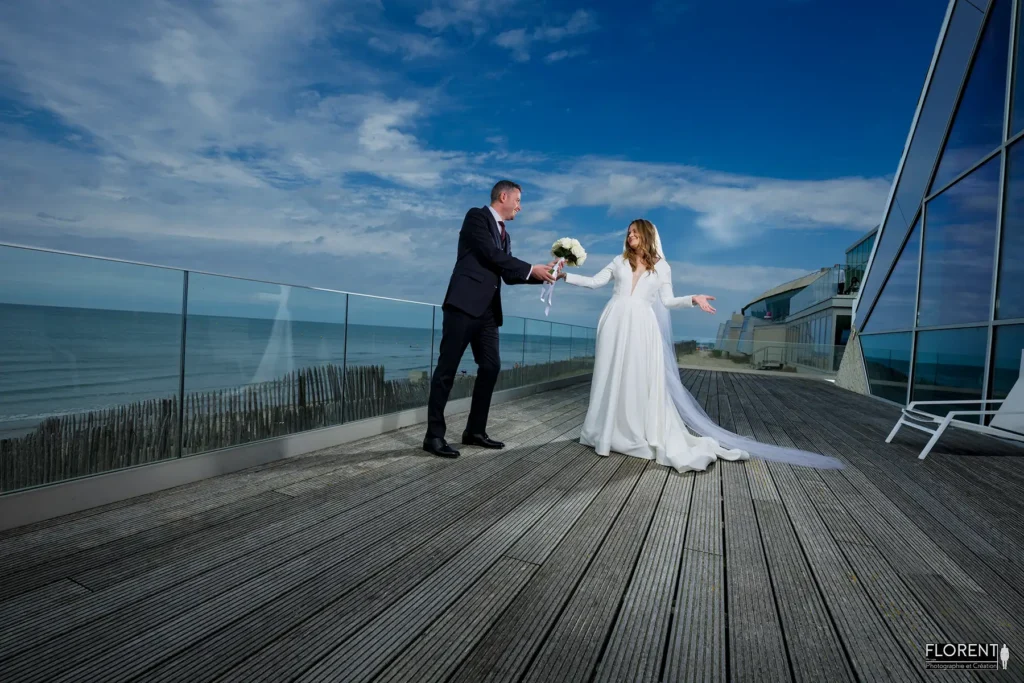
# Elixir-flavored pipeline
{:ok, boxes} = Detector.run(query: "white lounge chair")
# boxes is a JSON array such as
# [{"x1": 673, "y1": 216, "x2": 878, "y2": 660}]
[{"x1": 885, "y1": 350, "x2": 1024, "y2": 460}]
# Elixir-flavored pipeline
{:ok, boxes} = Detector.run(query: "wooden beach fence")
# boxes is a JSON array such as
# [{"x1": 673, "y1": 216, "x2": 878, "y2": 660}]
[{"x1": 0, "y1": 357, "x2": 593, "y2": 492}]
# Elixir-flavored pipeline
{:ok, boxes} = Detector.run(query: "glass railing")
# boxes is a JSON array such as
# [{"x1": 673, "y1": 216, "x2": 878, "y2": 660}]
[
  {"x1": 0, "y1": 244, "x2": 596, "y2": 493},
  {"x1": 789, "y1": 266, "x2": 847, "y2": 316},
  {"x1": 673, "y1": 337, "x2": 846, "y2": 377}
]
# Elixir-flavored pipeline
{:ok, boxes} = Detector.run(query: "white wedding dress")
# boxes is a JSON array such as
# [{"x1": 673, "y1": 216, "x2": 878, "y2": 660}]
[
  {"x1": 565, "y1": 255, "x2": 750, "y2": 472},
  {"x1": 562, "y1": 227, "x2": 845, "y2": 473}
]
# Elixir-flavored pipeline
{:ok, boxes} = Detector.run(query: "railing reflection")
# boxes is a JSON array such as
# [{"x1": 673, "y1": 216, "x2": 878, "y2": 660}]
[{"x1": 0, "y1": 244, "x2": 596, "y2": 493}]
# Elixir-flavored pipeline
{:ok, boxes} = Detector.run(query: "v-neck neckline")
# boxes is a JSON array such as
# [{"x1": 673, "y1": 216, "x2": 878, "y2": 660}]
[
  {"x1": 630, "y1": 264, "x2": 648, "y2": 296},
  {"x1": 628, "y1": 258, "x2": 659, "y2": 296}
]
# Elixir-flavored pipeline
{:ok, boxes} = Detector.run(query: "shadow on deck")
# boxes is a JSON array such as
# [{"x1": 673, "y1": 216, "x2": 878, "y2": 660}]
[{"x1": 0, "y1": 371, "x2": 1022, "y2": 682}]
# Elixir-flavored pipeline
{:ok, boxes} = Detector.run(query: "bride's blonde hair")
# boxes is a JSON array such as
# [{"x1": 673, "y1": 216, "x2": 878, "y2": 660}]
[{"x1": 623, "y1": 219, "x2": 660, "y2": 271}]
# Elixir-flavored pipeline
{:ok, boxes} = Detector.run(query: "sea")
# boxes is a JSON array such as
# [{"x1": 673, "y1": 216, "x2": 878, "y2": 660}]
[{"x1": 0, "y1": 303, "x2": 589, "y2": 438}]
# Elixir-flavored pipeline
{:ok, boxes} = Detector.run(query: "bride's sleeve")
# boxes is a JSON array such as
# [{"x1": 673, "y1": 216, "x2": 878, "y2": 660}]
[
  {"x1": 658, "y1": 262, "x2": 696, "y2": 309},
  {"x1": 564, "y1": 258, "x2": 615, "y2": 288}
]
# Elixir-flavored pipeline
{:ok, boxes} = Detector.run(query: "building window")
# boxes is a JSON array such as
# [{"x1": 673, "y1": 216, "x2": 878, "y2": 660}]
[
  {"x1": 911, "y1": 326, "x2": 989, "y2": 416},
  {"x1": 845, "y1": 231, "x2": 875, "y2": 294},
  {"x1": 997, "y1": 139, "x2": 1024, "y2": 320},
  {"x1": 863, "y1": 220, "x2": 920, "y2": 333},
  {"x1": 930, "y1": 0, "x2": 1010, "y2": 194},
  {"x1": 991, "y1": 324, "x2": 1024, "y2": 401},
  {"x1": 1010, "y1": 0, "x2": 1024, "y2": 136},
  {"x1": 919, "y1": 155, "x2": 1000, "y2": 328},
  {"x1": 860, "y1": 333, "x2": 912, "y2": 404}
]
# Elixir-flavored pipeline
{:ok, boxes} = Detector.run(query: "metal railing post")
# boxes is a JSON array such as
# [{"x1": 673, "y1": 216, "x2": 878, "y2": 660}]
[
  {"x1": 521, "y1": 318, "x2": 526, "y2": 368},
  {"x1": 175, "y1": 271, "x2": 189, "y2": 458},
  {"x1": 430, "y1": 306, "x2": 436, "y2": 376},
  {"x1": 341, "y1": 293, "x2": 349, "y2": 423}
]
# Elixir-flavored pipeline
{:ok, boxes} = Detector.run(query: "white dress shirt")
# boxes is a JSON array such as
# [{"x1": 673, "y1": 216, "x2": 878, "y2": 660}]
[{"x1": 487, "y1": 205, "x2": 532, "y2": 281}]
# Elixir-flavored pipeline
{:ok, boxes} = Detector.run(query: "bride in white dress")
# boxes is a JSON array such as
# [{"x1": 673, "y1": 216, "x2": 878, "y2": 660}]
[{"x1": 560, "y1": 219, "x2": 844, "y2": 473}]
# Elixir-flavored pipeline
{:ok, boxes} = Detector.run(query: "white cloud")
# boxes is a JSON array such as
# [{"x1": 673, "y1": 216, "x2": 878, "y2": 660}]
[
  {"x1": 494, "y1": 9, "x2": 597, "y2": 62},
  {"x1": 524, "y1": 159, "x2": 889, "y2": 244},
  {"x1": 544, "y1": 48, "x2": 587, "y2": 63},
  {"x1": 417, "y1": 0, "x2": 520, "y2": 35},
  {"x1": 534, "y1": 9, "x2": 597, "y2": 41},
  {"x1": 494, "y1": 30, "x2": 531, "y2": 62},
  {"x1": 672, "y1": 262, "x2": 812, "y2": 294},
  {"x1": 367, "y1": 32, "x2": 447, "y2": 61}
]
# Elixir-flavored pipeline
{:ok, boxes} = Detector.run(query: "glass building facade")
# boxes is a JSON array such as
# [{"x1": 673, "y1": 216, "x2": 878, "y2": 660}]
[
  {"x1": 786, "y1": 309, "x2": 844, "y2": 372},
  {"x1": 786, "y1": 265, "x2": 853, "y2": 370},
  {"x1": 844, "y1": 228, "x2": 876, "y2": 294},
  {"x1": 743, "y1": 290, "x2": 799, "y2": 322},
  {"x1": 789, "y1": 266, "x2": 843, "y2": 315},
  {"x1": 856, "y1": 0, "x2": 1023, "y2": 416}
]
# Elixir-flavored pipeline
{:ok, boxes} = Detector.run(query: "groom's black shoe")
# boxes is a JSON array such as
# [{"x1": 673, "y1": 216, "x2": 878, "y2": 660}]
[
  {"x1": 462, "y1": 432, "x2": 504, "y2": 449},
  {"x1": 423, "y1": 437, "x2": 459, "y2": 458}
]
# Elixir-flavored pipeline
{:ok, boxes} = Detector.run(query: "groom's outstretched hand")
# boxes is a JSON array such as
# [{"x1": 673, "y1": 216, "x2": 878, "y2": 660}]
[
  {"x1": 693, "y1": 295, "x2": 716, "y2": 313},
  {"x1": 531, "y1": 264, "x2": 557, "y2": 283}
]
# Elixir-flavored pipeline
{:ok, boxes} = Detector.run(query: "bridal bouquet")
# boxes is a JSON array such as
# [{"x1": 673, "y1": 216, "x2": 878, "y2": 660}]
[
  {"x1": 551, "y1": 237, "x2": 587, "y2": 269},
  {"x1": 541, "y1": 237, "x2": 587, "y2": 316}
]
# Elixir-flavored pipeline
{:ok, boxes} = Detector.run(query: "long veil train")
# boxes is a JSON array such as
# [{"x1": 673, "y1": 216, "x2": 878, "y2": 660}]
[{"x1": 650, "y1": 227, "x2": 844, "y2": 470}]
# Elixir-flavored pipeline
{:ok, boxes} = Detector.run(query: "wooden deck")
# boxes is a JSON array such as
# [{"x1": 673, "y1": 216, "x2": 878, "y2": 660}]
[{"x1": 1, "y1": 371, "x2": 1022, "y2": 682}]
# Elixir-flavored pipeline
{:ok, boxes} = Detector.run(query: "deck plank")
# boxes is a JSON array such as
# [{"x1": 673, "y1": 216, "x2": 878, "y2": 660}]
[
  {"x1": 752, "y1": 502, "x2": 858, "y2": 683},
  {"x1": 521, "y1": 464, "x2": 667, "y2": 683},
  {"x1": 664, "y1": 547, "x2": 726, "y2": 682},
  {"x1": 293, "y1": 486, "x2": 569, "y2": 683},
  {"x1": 505, "y1": 452, "x2": 619, "y2": 566},
  {"x1": 373, "y1": 556, "x2": 539, "y2": 683},
  {"x1": 720, "y1": 459, "x2": 792, "y2": 682},
  {"x1": 447, "y1": 457, "x2": 648, "y2": 683},
  {"x1": 763, "y1": 459, "x2": 922, "y2": 682},
  {"x1": 0, "y1": 578, "x2": 92, "y2": 626},
  {"x1": 721, "y1": 374, "x2": 857, "y2": 683},
  {"x1": 685, "y1": 458, "x2": 721, "y2": 557},
  {"x1": 591, "y1": 471, "x2": 694, "y2": 683}
]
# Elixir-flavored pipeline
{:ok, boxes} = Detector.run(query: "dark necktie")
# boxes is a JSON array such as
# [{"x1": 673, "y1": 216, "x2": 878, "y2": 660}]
[{"x1": 498, "y1": 220, "x2": 506, "y2": 240}]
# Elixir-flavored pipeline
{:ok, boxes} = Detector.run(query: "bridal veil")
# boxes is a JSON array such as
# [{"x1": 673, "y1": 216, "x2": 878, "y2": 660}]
[{"x1": 650, "y1": 226, "x2": 844, "y2": 470}]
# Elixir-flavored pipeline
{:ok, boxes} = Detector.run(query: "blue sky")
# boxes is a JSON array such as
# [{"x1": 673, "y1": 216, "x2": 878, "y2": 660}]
[{"x1": 0, "y1": 0, "x2": 947, "y2": 340}]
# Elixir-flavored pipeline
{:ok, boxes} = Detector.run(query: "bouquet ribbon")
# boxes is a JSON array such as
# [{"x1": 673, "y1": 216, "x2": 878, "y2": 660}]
[{"x1": 539, "y1": 258, "x2": 565, "y2": 316}]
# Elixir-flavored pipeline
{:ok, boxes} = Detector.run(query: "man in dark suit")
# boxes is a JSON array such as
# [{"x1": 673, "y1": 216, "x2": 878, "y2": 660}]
[{"x1": 423, "y1": 180, "x2": 556, "y2": 458}]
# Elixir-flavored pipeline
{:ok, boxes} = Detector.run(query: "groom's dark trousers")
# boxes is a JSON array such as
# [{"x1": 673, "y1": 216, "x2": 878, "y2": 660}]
[
  {"x1": 427, "y1": 303, "x2": 501, "y2": 439},
  {"x1": 426, "y1": 206, "x2": 538, "y2": 441}
]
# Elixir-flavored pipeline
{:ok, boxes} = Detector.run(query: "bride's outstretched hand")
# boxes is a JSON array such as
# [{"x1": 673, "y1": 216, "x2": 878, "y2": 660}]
[{"x1": 693, "y1": 295, "x2": 716, "y2": 313}]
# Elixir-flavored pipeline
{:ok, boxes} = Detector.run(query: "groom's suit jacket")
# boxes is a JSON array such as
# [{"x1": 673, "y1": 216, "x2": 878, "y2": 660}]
[{"x1": 442, "y1": 206, "x2": 538, "y2": 327}]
